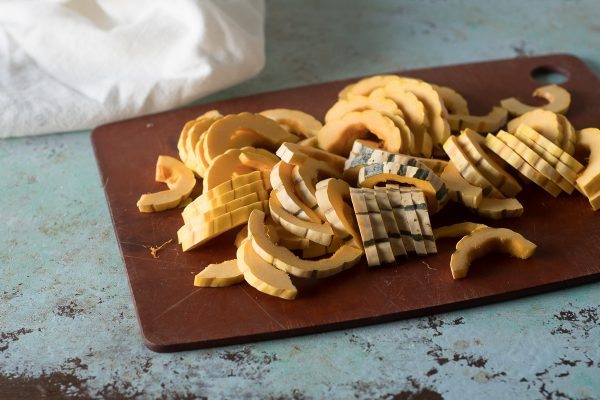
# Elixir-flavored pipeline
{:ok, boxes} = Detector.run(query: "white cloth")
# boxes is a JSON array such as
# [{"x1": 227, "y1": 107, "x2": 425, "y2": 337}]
[{"x1": 0, "y1": 0, "x2": 265, "y2": 138}]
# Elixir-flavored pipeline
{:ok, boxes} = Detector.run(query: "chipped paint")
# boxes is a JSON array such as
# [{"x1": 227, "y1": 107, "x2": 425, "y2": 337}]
[{"x1": 2, "y1": 0, "x2": 600, "y2": 398}]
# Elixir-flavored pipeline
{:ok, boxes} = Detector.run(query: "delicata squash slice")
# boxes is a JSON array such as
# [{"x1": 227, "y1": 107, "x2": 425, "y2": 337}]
[
  {"x1": 506, "y1": 109, "x2": 564, "y2": 147},
  {"x1": 447, "y1": 107, "x2": 508, "y2": 133},
  {"x1": 137, "y1": 156, "x2": 196, "y2": 213},
  {"x1": 324, "y1": 94, "x2": 404, "y2": 122},
  {"x1": 248, "y1": 210, "x2": 363, "y2": 279},
  {"x1": 433, "y1": 222, "x2": 488, "y2": 240},
  {"x1": 202, "y1": 112, "x2": 299, "y2": 164},
  {"x1": 450, "y1": 227, "x2": 537, "y2": 279},
  {"x1": 432, "y1": 84, "x2": 469, "y2": 115},
  {"x1": 318, "y1": 110, "x2": 402, "y2": 156},
  {"x1": 259, "y1": 108, "x2": 322, "y2": 138},
  {"x1": 500, "y1": 84, "x2": 571, "y2": 116},
  {"x1": 337, "y1": 74, "x2": 403, "y2": 99},
  {"x1": 203, "y1": 147, "x2": 278, "y2": 192},
  {"x1": 276, "y1": 141, "x2": 346, "y2": 175},
  {"x1": 576, "y1": 127, "x2": 600, "y2": 198}
]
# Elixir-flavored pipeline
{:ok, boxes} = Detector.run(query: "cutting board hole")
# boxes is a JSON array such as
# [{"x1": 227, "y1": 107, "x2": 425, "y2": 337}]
[{"x1": 530, "y1": 66, "x2": 569, "y2": 84}]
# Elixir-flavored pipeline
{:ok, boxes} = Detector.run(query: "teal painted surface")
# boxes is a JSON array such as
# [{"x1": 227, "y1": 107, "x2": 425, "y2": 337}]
[{"x1": 1, "y1": 1, "x2": 600, "y2": 398}]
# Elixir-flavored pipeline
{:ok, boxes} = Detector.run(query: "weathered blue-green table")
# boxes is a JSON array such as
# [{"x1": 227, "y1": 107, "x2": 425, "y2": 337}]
[{"x1": 1, "y1": 1, "x2": 599, "y2": 398}]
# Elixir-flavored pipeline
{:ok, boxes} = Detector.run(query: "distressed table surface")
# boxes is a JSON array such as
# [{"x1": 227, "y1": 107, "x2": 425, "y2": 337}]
[{"x1": 1, "y1": 1, "x2": 599, "y2": 399}]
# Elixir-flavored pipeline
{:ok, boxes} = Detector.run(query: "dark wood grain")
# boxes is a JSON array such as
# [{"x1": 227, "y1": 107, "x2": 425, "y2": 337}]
[{"x1": 92, "y1": 54, "x2": 600, "y2": 352}]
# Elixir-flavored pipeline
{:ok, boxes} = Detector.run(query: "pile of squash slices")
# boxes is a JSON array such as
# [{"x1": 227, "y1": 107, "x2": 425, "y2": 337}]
[{"x1": 136, "y1": 75, "x2": 600, "y2": 300}]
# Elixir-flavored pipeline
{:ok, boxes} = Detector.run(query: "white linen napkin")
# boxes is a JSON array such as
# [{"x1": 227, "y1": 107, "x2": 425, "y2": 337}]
[{"x1": 0, "y1": 0, "x2": 265, "y2": 138}]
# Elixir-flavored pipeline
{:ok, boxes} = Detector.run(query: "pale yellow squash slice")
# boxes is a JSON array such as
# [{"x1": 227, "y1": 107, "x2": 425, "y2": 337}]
[
  {"x1": 457, "y1": 128, "x2": 522, "y2": 197},
  {"x1": 443, "y1": 136, "x2": 504, "y2": 199},
  {"x1": 193, "y1": 130, "x2": 212, "y2": 176},
  {"x1": 373, "y1": 187, "x2": 407, "y2": 258},
  {"x1": 235, "y1": 223, "x2": 280, "y2": 248},
  {"x1": 349, "y1": 188, "x2": 395, "y2": 266},
  {"x1": 270, "y1": 161, "x2": 322, "y2": 223},
  {"x1": 506, "y1": 109, "x2": 563, "y2": 147},
  {"x1": 315, "y1": 178, "x2": 362, "y2": 249},
  {"x1": 180, "y1": 116, "x2": 222, "y2": 176},
  {"x1": 337, "y1": 74, "x2": 402, "y2": 99},
  {"x1": 137, "y1": 156, "x2": 196, "y2": 213},
  {"x1": 203, "y1": 148, "x2": 257, "y2": 192},
  {"x1": 203, "y1": 112, "x2": 299, "y2": 164},
  {"x1": 237, "y1": 240, "x2": 297, "y2": 300},
  {"x1": 447, "y1": 107, "x2": 508, "y2": 133},
  {"x1": 513, "y1": 124, "x2": 583, "y2": 172},
  {"x1": 183, "y1": 177, "x2": 270, "y2": 223},
  {"x1": 370, "y1": 87, "x2": 432, "y2": 157},
  {"x1": 450, "y1": 227, "x2": 536, "y2": 279},
  {"x1": 497, "y1": 131, "x2": 573, "y2": 193},
  {"x1": 325, "y1": 94, "x2": 403, "y2": 122},
  {"x1": 178, "y1": 200, "x2": 269, "y2": 251},
  {"x1": 291, "y1": 160, "x2": 335, "y2": 218},
  {"x1": 260, "y1": 108, "x2": 322, "y2": 138},
  {"x1": 500, "y1": 84, "x2": 571, "y2": 116},
  {"x1": 471, "y1": 197, "x2": 524, "y2": 220},
  {"x1": 268, "y1": 193, "x2": 334, "y2": 246},
  {"x1": 484, "y1": 133, "x2": 562, "y2": 197},
  {"x1": 187, "y1": 191, "x2": 268, "y2": 225},
  {"x1": 276, "y1": 142, "x2": 344, "y2": 177},
  {"x1": 432, "y1": 85, "x2": 469, "y2": 115},
  {"x1": 433, "y1": 222, "x2": 488, "y2": 240},
  {"x1": 512, "y1": 126, "x2": 578, "y2": 185},
  {"x1": 385, "y1": 185, "x2": 428, "y2": 256},
  {"x1": 248, "y1": 210, "x2": 363, "y2": 278},
  {"x1": 318, "y1": 110, "x2": 402, "y2": 156},
  {"x1": 384, "y1": 79, "x2": 450, "y2": 151},
  {"x1": 357, "y1": 162, "x2": 449, "y2": 214},
  {"x1": 298, "y1": 136, "x2": 319, "y2": 147},
  {"x1": 557, "y1": 114, "x2": 577, "y2": 155},
  {"x1": 576, "y1": 128, "x2": 600, "y2": 198},
  {"x1": 440, "y1": 162, "x2": 483, "y2": 209},
  {"x1": 177, "y1": 110, "x2": 222, "y2": 164},
  {"x1": 193, "y1": 259, "x2": 244, "y2": 287}
]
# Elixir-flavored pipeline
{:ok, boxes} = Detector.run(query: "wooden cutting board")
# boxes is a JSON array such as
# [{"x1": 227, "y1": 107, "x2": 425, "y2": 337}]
[{"x1": 92, "y1": 54, "x2": 600, "y2": 352}]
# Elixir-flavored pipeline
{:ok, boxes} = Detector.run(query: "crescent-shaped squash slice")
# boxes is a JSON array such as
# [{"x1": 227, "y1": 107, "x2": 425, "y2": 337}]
[
  {"x1": 315, "y1": 178, "x2": 362, "y2": 249},
  {"x1": 325, "y1": 95, "x2": 403, "y2": 122},
  {"x1": 506, "y1": 109, "x2": 563, "y2": 147},
  {"x1": 137, "y1": 156, "x2": 196, "y2": 213},
  {"x1": 357, "y1": 162, "x2": 448, "y2": 214},
  {"x1": 373, "y1": 187, "x2": 408, "y2": 258},
  {"x1": 500, "y1": 84, "x2": 571, "y2": 116},
  {"x1": 557, "y1": 114, "x2": 577, "y2": 155},
  {"x1": 457, "y1": 129, "x2": 522, "y2": 197},
  {"x1": 471, "y1": 197, "x2": 524, "y2": 220},
  {"x1": 187, "y1": 191, "x2": 269, "y2": 225},
  {"x1": 203, "y1": 112, "x2": 299, "y2": 164},
  {"x1": 338, "y1": 75, "x2": 402, "y2": 99},
  {"x1": 513, "y1": 124, "x2": 584, "y2": 173},
  {"x1": 440, "y1": 162, "x2": 483, "y2": 209},
  {"x1": 276, "y1": 142, "x2": 342, "y2": 177},
  {"x1": 182, "y1": 171, "x2": 270, "y2": 223},
  {"x1": 298, "y1": 136, "x2": 318, "y2": 147},
  {"x1": 292, "y1": 160, "x2": 337, "y2": 218},
  {"x1": 193, "y1": 259, "x2": 244, "y2": 287},
  {"x1": 235, "y1": 223, "x2": 280, "y2": 248},
  {"x1": 238, "y1": 148, "x2": 279, "y2": 171},
  {"x1": 432, "y1": 85, "x2": 469, "y2": 115},
  {"x1": 248, "y1": 210, "x2": 363, "y2": 279},
  {"x1": 237, "y1": 239, "x2": 297, "y2": 300},
  {"x1": 450, "y1": 227, "x2": 536, "y2": 279},
  {"x1": 318, "y1": 110, "x2": 402, "y2": 156},
  {"x1": 447, "y1": 107, "x2": 508, "y2": 133},
  {"x1": 180, "y1": 115, "x2": 222, "y2": 176},
  {"x1": 350, "y1": 188, "x2": 396, "y2": 266},
  {"x1": 497, "y1": 131, "x2": 573, "y2": 193},
  {"x1": 260, "y1": 108, "x2": 322, "y2": 138},
  {"x1": 203, "y1": 148, "x2": 256, "y2": 192},
  {"x1": 433, "y1": 222, "x2": 488, "y2": 240},
  {"x1": 575, "y1": 128, "x2": 600, "y2": 198},
  {"x1": 443, "y1": 136, "x2": 505, "y2": 199},
  {"x1": 384, "y1": 79, "x2": 450, "y2": 151},
  {"x1": 178, "y1": 199, "x2": 269, "y2": 251},
  {"x1": 270, "y1": 161, "x2": 322, "y2": 223},
  {"x1": 177, "y1": 111, "x2": 222, "y2": 165},
  {"x1": 370, "y1": 87, "x2": 432, "y2": 158},
  {"x1": 484, "y1": 133, "x2": 562, "y2": 197},
  {"x1": 269, "y1": 193, "x2": 334, "y2": 246}
]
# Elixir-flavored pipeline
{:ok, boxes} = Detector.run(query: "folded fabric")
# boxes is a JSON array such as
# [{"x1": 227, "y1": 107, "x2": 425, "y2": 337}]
[{"x1": 0, "y1": 0, "x2": 265, "y2": 138}]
